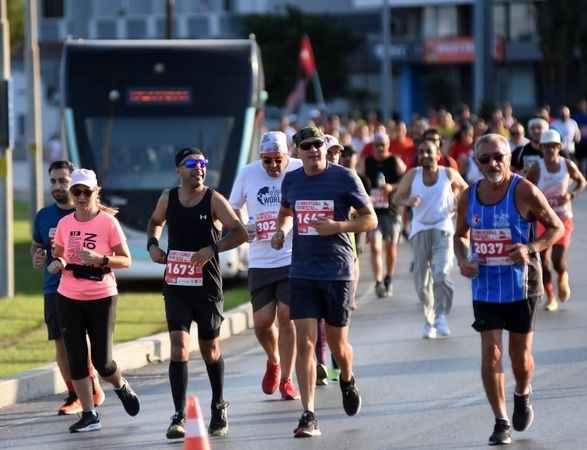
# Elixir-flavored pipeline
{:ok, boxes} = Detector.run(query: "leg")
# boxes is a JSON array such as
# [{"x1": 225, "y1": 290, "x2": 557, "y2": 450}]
[
  {"x1": 384, "y1": 239, "x2": 398, "y2": 279},
  {"x1": 540, "y1": 248, "x2": 556, "y2": 307},
  {"x1": 552, "y1": 244, "x2": 571, "y2": 301},
  {"x1": 169, "y1": 330, "x2": 191, "y2": 414},
  {"x1": 294, "y1": 318, "x2": 318, "y2": 412},
  {"x1": 324, "y1": 325, "x2": 353, "y2": 382},
  {"x1": 480, "y1": 330, "x2": 508, "y2": 419},
  {"x1": 430, "y1": 230, "x2": 455, "y2": 318},
  {"x1": 508, "y1": 332, "x2": 534, "y2": 396},
  {"x1": 55, "y1": 337, "x2": 72, "y2": 385},
  {"x1": 253, "y1": 300, "x2": 279, "y2": 364},
  {"x1": 199, "y1": 337, "x2": 224, "y2": 405},
  {"x1": 412, "y1": 232, "x2": 434, "y2": 326},
  {"x1": 315, "y1": 319, "x2": 327, "y2": 365},
  {"x1": 369, "y1": 230, "x2": 383, "y2": 284},
  {"x1": 276, "y1": 302, "x2": 296, "y2": 380}
]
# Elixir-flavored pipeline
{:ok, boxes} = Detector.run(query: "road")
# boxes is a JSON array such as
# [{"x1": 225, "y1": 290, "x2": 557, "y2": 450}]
[{"x1": 1, "y1": 198, "x2": 587, "y2": 450}]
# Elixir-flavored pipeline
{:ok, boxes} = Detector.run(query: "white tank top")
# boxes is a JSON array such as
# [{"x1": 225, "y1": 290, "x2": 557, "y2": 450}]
[
  {"x1": 466, "y1": 154, "x2": 484, "y2": 185},
  {"x1": 537, "y1": 158, "x2": 572, "y2": 219},
  {"x1": 410, "y1": 167, "x2": 455, "y2": 238}
]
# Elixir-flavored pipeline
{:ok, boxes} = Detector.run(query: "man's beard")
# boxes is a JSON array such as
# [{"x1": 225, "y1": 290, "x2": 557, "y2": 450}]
[{"x1": 52, "y1": 190, "x2": 70, "y2": 205}]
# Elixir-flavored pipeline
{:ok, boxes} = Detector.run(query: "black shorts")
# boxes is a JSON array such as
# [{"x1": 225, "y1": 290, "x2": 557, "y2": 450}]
[
  {"x1": 249, "y1": 266, "x2": 290, "y2": 312},
  {"x1": 164, "y1": 294, "x2": 224, "y2": 340},
  {"x1": 44, "y1": 293, "x2": 62, "y2": 340},
  {"x1": 472, "y1": 298, "x2": 538, "y2": 334},
  {"x1": 372, "y1": 211, "x2": 401, "y2": 244},
  {"x1": 289, "y1": 278, "x2": 353, "y2": 327}
]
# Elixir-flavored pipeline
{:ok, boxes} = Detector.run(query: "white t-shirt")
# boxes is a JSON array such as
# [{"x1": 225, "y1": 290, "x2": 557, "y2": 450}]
[
  {"x1": 229, "y1": 158, "x2": 303, "y2": 268},
  {"x1": 552, "y1": 119, "x2": 580, "y2": 153}
]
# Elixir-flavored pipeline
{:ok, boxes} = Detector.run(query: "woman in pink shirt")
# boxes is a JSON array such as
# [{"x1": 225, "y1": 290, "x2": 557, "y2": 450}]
[{"x1": 48, "y1": 169, "x2": 140, "y2": 433}]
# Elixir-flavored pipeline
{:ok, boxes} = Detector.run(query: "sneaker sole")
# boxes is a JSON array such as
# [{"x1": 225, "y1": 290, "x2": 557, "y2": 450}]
[
  {"x1": 343, "y1": 394, "x2": 362, "y2": 416},
  {"x1": 70, "y1": 422, "x2": 101, "y2": 433},
  {"x1": 166, "y1": 431, "x2": 185, "y2": 439},
  {"x1": 209, "y1": 427, "x2": 228, "y2": 437},
  {"x1": 488, "y1": 437, "x2": 512, "y2": 445},
  {"x1": 294, "y1": 429, "x2": 322, "y2": 438},
  {"x1": 513, "y1": 406, "x2": 534, "y2": 432},
  {"x1": 58, "y1": 408, "x2": 83, "y2": 416}
]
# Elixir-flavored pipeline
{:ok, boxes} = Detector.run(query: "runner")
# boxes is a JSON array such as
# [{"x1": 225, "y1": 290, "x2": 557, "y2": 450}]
[
  {"x1": 422, "y1": 128, "x2": 459, "y2": 170},
  {"x1": 31, "y1": 161, "x2": 105, "y2": 415},
  {"x1": 228, "y1": 132, "x2": 301, "y2": 400},
  {"x1": 364, "y1": 132, "x2": 406, "y2": 297},
  {"x1": 48, "y1": 169, "x2": 140, "y2": 433},
  {"x1": 526, "y1": 129, "x2": 586, "y2": 311},
  {"x1": 393, "y1": 140, "x2": 467, "y2": 338},
  {"x1": 454, "y1": 134, "x2": 564, "y2": 445},
  {"x1": 147, "y1": 147, "x2": 247, "y2": 439},
  {"x1": 271, "y1": 126, "x2": 377, "y2": 438},
  {"x1": 324, "y1": 134, "x2": 343, "y2": 164},
  {"x1": 511, "y1": 117, "x2": 549, "y2": 174}
]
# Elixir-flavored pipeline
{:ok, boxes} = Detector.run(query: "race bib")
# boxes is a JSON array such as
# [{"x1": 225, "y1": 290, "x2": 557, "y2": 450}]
[
  {"x1": 471, "y1": 228, "x2": 513, "y2": 266},
  {"x1": 255, "y1": 212, "x2": 278, "y2": 241},
  {"x1": 371, "y1": 188, "x2": 389, "y2": 209},
  {"x1": 295, "y1": 200, "x2": 335, "y2": 236},
  {"x1": 165, "y1": 250, "x2": 203, "y2": 286}
]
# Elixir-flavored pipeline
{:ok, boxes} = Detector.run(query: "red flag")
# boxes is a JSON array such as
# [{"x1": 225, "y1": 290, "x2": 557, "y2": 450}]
[{"x1": 298, "y1": 34, "x2": 316, "y2": 79}]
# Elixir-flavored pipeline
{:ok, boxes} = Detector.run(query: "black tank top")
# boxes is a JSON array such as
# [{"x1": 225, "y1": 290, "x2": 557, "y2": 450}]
[{"x1": 163, "y1": 187, "x2": 222, "y2": 300}]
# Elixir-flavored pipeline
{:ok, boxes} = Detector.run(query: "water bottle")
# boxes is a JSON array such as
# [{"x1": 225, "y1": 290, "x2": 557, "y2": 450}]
[
  {"x1": 377, "y1": 172, "x2": 386, "y2": 188},
  {"x1": 246, "y1": 216, "x2": 256, "y2": 242}
]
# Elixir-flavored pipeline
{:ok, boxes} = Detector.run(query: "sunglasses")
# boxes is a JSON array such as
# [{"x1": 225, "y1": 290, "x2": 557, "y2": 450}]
[
  {"x1": 182, "y1": 159, "x2": 208, "y2": 169},
  {"x1": 70, "y1": 187, "x2": 94, "y2": 197},
  {"x1": 299, "y1": 140, "x2": 324, "y2": 151},
  {"x1": 477, "y1": 153, "x2": 507, "y2": 165},
  {"x1": 262, "y1": 158, "x2": 283, "y2": 165}
]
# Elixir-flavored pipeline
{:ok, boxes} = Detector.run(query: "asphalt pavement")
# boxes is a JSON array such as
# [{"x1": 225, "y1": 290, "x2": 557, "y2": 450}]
[{"x1": 1, "y1": 197, "x2": 586, "y2": 450}]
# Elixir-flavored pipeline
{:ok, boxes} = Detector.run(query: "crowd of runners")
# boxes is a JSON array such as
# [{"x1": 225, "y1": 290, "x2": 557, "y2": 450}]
[{"x1": 30, "y1": 100, "x2": 585, "y2": 446}]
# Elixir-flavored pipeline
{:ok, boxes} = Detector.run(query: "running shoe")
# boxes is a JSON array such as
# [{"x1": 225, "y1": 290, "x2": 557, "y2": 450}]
[
  {"x1": 340, "y1": 376, "x2": 361, "y2": 416},
  {"x1": 375, "y1": 281, "x2": 386, "y2": 298},
  {"x1": 92, "y1": 378, "x2": 105, "y2": 407},
  {"x1": 558, "y1": 271, "x2": 571, "y2": 302},
  {"x1": 293, "y1": 410, "x2": 321, "y2": 438},
  {"x1": 422, "y1": 323, "x2": 437, "y2": 339},
  {"x1": 114, "y1": 378, "x2": 140, "y2": 416},
  {"x1": 434, "y1": 314, "x2": 451, "y2": 337},
  {"x1": 316, "y1": 363, "x2": 329, "y2": 386},
  {"x1": 383, "y1": 275, "x2": 393, "y2": 297},
  {"x1": 512, "y1": 389, "x2": 534, "y2": 432},
  {"x1": 166, "y1": 412, "x2": 186, "y2": 439},
  {"x1": 488, "y1": 418, "x2": 512, "y2": 445},
  {"x1": 279, "y1": 378, "x2": 300, "y2": 400},
  {"x1": 69, "y1": 411, "x2": 101, "y2": 433},
  {"x1": 58, "y1": 392, "x2": 83, "y2": 416},
  {"x1": 262, "y1": 360, "x2": 281, "y2": 395},
  {"x1": 209, "y1": 400, "x2": 229, "y2": 437},
  {"x1": 544, "y1": 298, "x2": 558, "y2": 312}
]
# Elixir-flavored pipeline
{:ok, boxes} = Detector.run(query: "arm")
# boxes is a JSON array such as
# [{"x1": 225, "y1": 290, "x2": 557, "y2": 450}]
[
  {"x1": 392, "y1": 169, "x2": 420, "y2": 207},
  {"x1": 383, "y1": 156, "x2": 407, "y2": 194},
  {"x1": 447, "y1": 167, "x2": 468, "y2": 199},
  {"x1": 146, "y1": 190, "x2": 169, "y2": 264},
  {"x1": 271, "y1": 205, "x2": 294, "y2": 250},
  {"x1": 31, "y1": 240, "x2": 47, "y2": 269},
  {"x1": 453, "y1": 188, "x2": 479, "y2": 278},
  {"x1": 566, "y1": 159, "x2": 586, "y2": 199},
  {"x1": 525, "y1": 162, "x2": 540, "y2": 185},
  {"x1": 46, "y1": 244, "x2": 65, "y2": 274}
]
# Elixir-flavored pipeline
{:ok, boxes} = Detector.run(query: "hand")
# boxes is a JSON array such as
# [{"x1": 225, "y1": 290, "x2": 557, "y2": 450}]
[
  {"x1": 405, "y1": 196, "x2": 422, "y2": 208},
  {"x1": 507, "y1": 243, "x2": 531, "y2": 264},
  {"x1": 458, "y1": 258, "x2": 479, "y2": 279},
  {"x1": 149, "y1": 245, "x2": 167, "y2": 264},
  {"x1": 271, "y1": 229, "x2": 285, "y2": 250},
  {"x1": 190, "y1": 246, "x2": 214, "y2": 267},
  {"x1": 32, "y1": 248, "x2": 47, "y2": 269},
  {"x1": 246, "y1": 223, "x2": 257, "y2": 242},
  {"x1": 309, "y1": 216, "x2": 340, "y2": 236},
  {"x1": 78, "y1": 248, "x2": 103, "y2": 266},
  {"x1": 47, "y1": 259, "x2": 64, "y2": 274}
]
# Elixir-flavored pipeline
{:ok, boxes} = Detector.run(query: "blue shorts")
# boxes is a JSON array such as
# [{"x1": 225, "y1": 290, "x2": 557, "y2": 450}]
[{"x1": 289, "y1": 278, "x2": 353, "y2": 327}]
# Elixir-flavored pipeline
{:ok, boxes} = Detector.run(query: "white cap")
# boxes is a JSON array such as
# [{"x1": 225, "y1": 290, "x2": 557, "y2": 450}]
[
  {"x1": 373, "y1": 132, "x2": 390, "y2": 144},
  {"x1": 260, "y1": 131, "x2": 288, "y2": 155},
  {"x1": 324, "y1": 134, "x2": 343, "y2": 151},
  {"x1": 528, "y1": 117, "x2": 549, "y2": 129},
  {"x1": 540, "y1": 129, "x2": 561, "y2": 145},
  {"x1": 71, "y1": 168, "x2": 98, "y2": 189}
]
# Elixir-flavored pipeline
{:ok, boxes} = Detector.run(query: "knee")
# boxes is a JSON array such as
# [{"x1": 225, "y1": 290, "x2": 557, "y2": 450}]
[
  {"x1": 170, "y1": 339, "x2": 190, "y2": 361},
  {"x1": 200, "y1": 340, "x2": 221, "y2": 364},
  {"x1": 509, "y1": 350, "x2": 533, "y2": 373},
  {"x1": 296, "y1": 334, "x2": 315, "y2": 357},
  {"x1": 276, "y1": 307, "x2": 293, "y2": 329},
  {"x1": 254, "y1": 313, "x2": 275, "y2": 332},
  {"x1": 483, "y1": 344, "x2": 503, "y2": 370}
]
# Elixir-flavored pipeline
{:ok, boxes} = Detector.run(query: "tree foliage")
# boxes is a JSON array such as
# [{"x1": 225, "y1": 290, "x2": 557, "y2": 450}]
[
  {"x1": 7, "y1": 0, "x2": 25, "y2": 52},
  {"x1": 241, "y1": 6, "x2": 362, "y2": 106}
]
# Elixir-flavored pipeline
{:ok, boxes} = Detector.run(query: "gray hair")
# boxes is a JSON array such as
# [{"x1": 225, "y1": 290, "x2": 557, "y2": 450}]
[{"x1": 474, "y1": 133, "x2": 511, "y2": 156}]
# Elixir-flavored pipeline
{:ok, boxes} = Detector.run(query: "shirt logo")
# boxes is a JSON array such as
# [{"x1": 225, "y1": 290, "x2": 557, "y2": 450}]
[
  {"x1": 200, "y1": 214, "x2": 207, "y2": 221},
  {"x1": 493, "y1": 211, "x2": 510, "y2": 228},
  {"x1": 256, "y1": 186, "x2": 281, "y2": 206},
  {"x1": 472, "y1": 214, "x2": 481, "y2": 225}
]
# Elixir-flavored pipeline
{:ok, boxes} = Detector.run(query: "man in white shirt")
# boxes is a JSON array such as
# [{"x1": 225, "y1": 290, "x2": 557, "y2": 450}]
[
  {"x1": 229, "y1": 131, "x2": 302, "y2": 400},
  {"x1": 552, "y1": 106, "x2": 581, "y2": 156}
]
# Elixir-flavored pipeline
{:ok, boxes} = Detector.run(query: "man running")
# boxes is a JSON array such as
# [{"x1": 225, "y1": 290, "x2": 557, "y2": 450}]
[
  {"x1": 394, "y1": 140, "x2": 467, "y2": 338},
  {"x1": 271, "y1": 126, "x2": 377, "y2": 438},
  {"x1": 31, "y1": 160, "x2": 104, "y2": 415},
  {"x1": 527, "y1": 129, "x2": 586, "y2": 311},
  {"x1": 511, "y1": 118, "x2": 549, "y2": 174},
  {"x1": 324, "y1": 134, "x2": 343, "y2": 164},
  {"x1": 455, "y1": 133, "x2": 564, "y2": 445},
  {"x1": 364, "y1": 132, "x2": 406, "y2": 297},
  {"x1": 147, "y1": 148, "x2": 247, "y2": 439},
  {"x1": 229, "y1": 132, "x2": 301, "y2": 400}
]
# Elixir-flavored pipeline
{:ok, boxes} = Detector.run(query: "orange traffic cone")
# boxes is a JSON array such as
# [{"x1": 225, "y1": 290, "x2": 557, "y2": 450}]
[{"x1": 184, "y1": 395, "x2": 211, "y2": 450}]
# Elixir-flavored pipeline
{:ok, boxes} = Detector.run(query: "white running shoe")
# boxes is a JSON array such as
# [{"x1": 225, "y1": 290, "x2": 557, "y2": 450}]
[
  {"x1": 422, "y1": 323, "x2": 437, "y2": 339},
  {"x1": 434, "y1": 314, "x2": 451, "y2": 337}
]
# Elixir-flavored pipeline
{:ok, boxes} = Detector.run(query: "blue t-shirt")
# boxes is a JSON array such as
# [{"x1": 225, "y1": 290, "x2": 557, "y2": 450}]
[
  {"x1": 281, "y1": 163, "x2": 369, "y2": 280},
  {"x1": 32, "y1": 203, "x2": 74, "y2": 294}
]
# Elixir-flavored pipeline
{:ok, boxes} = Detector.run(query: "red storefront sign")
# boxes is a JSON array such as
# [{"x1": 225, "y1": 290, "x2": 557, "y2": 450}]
[{"x1": 424, "y1": 36, "x2": 504, "y2": 64}]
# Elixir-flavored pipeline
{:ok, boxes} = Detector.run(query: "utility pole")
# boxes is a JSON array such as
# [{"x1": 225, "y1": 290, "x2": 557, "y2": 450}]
[
  {"x1": 0, "y1": 0, "x2": 14, "y2": 298},
  {"x1": 165, "y1": 0, "x2": 175, "y2": 39},
  {"x1": 381, "y1": 0, "x2": 391, "y2": 122},
  {"x1": 474, "y1": 0, "x2": 493, "y2": 112},
  {"x1": 25, "y1": 0, "x2": 44, "y2": 222}
]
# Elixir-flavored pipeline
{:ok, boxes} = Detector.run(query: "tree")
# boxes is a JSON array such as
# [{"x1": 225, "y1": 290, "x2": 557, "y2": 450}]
[
  {"x1": 241, "y1": 6, "x2": 362, "y2": 106},
  {"x1": 7, "y1": 0, "x2": 24, "y2": 52}
]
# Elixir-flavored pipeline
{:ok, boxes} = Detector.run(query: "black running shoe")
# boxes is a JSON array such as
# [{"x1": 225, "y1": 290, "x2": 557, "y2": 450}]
[
  {"x1": 114, "y1": 378, "x2": 140, "y2": 416},
  {"x1": 209, "y1": 400, "x2": 229, "y2": 437},
  {"x1": 69, "y1": 411, "x2": 101, "y2": 433},
  {"x1": 488, "y1": 418, "x2": 512, "y2": 446},
  {"x1": 166, "y1": 412, "x2": 186, "y2": 439},
  {"x1": 340, "y1": 376, "x2": 362, "y2": 416},
  {"x1": 293, "y1": 410, "x2": 321, "y2": 438},
  {"x1": 512, "y1": 390, "x2": 534, "y2": 432},
  {"x1": 375, "y1": 281, "x2": 386, "y2": 298},
  {"x1": 383, "y1": 275, "x2": 393, "y2": 297}
]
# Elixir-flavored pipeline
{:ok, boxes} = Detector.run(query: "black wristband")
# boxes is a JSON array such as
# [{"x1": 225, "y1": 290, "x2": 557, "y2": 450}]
[
  {"x1": 101, "y1": 255, "x2": 110, "y2": 266},
  {"x1": 147, "y1": 237, "x2": 159, "y2": 252}
]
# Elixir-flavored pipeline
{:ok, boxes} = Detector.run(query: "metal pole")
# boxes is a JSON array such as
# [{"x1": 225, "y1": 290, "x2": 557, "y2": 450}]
[
  {"x1": 474, "y1": 0, "x2": 493, "y2": 112},
  {"x1": 381, "y1": 0, "x2": 391, "y2": 122},
  {"x1": 165, "y1": 0, "x2": 175, "y2": 39},
  {"x1": 0, "y1": 0, "x2": 14, "y2": 298},
  {"x1": 311, "y1": 71, "x2": 326, "y2": 111},
  {"x1": 24, "y1": 0, "x2": 43, "y2": 223}
]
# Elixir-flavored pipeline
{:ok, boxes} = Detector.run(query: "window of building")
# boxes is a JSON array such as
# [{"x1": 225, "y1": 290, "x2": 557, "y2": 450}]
[
  {"x1": 423, "y1": 5, "x2": 458, "y2": 39},
  {"x1": 493, "y1": 3, "x2": 507, "y2": 39},
  {"x1": 509, "y1": 3, "x2": 537, "y2": 42},
  {"x1": 127, "y1": 0, "x2": 153, "y2": 15},
  {"x1": 43, "y1": 0, "x2": 64, "y2": 18}
]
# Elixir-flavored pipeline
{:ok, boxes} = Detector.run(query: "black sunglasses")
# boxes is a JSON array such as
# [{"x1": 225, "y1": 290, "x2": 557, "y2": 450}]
[
  {"x1": 262, "y1": 158, "x2": 283, "y2": 165},
  {"x1": 299, "y1": 140, "x2": 324, "y2": 151},
  {"x1": 70, "y1": 187, "x2": 94, "y2": 197},
  {"x1": 477, "y1": 153, "x2": 507, "y2": 165}
]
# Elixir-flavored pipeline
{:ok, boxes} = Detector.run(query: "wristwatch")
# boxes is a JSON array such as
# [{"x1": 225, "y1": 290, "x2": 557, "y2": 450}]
[
  {"x1": 101, "y1": 255, "x2": 110, "y2": 266},
  {"x1": 526, "y1": 243, "x2": 537, "y2": 254}
]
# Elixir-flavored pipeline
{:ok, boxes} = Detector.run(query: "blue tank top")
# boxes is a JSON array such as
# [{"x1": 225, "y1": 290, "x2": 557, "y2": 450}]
[{"x1": 467, "y1": 175, "x2": 542, "y2": 303}]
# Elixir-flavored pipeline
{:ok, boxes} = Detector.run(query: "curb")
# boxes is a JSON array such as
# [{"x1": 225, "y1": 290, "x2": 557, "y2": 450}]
[{"x1": 0, "y1": 302, "x2": 254, "y2": 409}]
